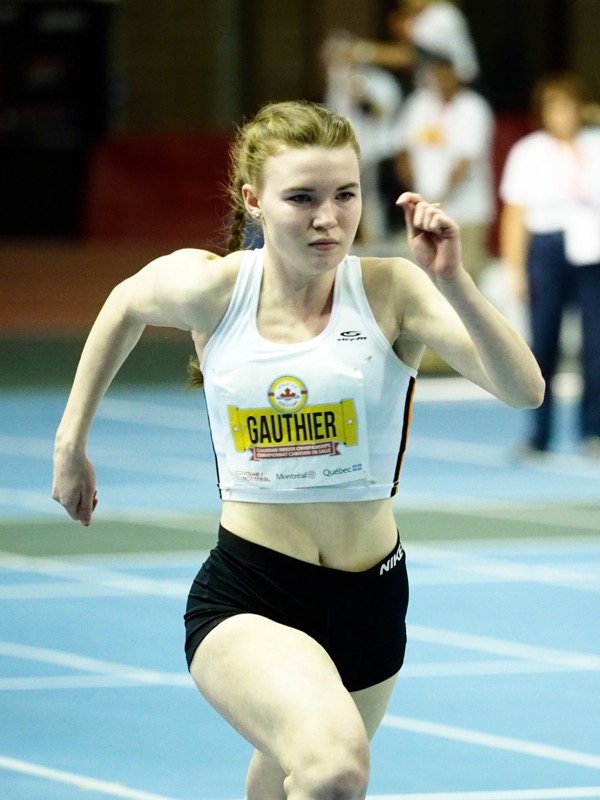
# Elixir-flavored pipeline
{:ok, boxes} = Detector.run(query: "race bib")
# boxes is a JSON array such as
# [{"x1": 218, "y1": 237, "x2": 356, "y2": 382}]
[{"x1": 208, "y1": 360, "x2": 371, "y2": 491}]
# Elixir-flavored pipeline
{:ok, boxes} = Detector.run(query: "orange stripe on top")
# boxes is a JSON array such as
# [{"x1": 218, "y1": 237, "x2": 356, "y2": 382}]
[{"x1": 390, "y1": 375, "x2": 416, "y2": 497}]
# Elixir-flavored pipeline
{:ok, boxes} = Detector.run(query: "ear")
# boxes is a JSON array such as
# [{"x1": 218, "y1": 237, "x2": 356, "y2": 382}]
[{"x1": 242, "y1": 184, "x2": 261, "y2": 217}]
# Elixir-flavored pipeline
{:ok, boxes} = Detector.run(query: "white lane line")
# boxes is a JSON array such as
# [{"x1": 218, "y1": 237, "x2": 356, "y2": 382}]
[
  {"x1": 0, "y1": 582, "x2": 172, "y2": 600},
  {"x1": 98, "y1": 397, "x2": 203, "y2": 430},
  {"x1": 0, "y1": 674, "x2": 190, "y2": 691},
  {"x1": 406, "y1": 547, "x2": 600, "y2": 590},
  {"x1": 0, "y1": 547, "x2": 208, "y2": 574},
  {"x1": 2, "y1": 755, "x2": 599, "y2": 800},
  {"x1": 383, "y1": 715, "x2": 600, "y2": 770},
  {"x1": 400, "y1": 658, "x2": 593, "y2": 678},
  {"x1": 0, "y1": 434, "x2": 200, "y2": 479},
  {"x1": 0, "y1": 755, "x2": 181, "y2": 800},
  {"x1": 0, "y1": 659, "x2": 589, "y2": 692},
  {"x1": 408, "y1": 437, "x2": 600, "y2": 479},
  {"x1": 0, "y1": 552, "x2": 187, "y2": 598},
  {"x1": 0, "y1": 487, "x2": 59, "y2": 515},
  {"x1": 369, "y1": 788, "x2": 600, "y2": 799},
  {"x1": 1, "y1": 624, "x2": 597, "y2": 693},
  {"x1": 411, "y1": 372, "x2": 581, "y2": 403},
  {"x1": 0, "y1": 641, "x2": 191, "y2": 688},
  {"x1": 409, "y1": 625, "x2": 600, "y2": 671}
]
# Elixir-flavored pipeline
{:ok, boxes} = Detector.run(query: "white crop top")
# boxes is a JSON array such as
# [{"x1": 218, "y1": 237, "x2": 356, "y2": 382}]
[{"x1": 201, "y1": 249, "x2": 417, "y2": 503}]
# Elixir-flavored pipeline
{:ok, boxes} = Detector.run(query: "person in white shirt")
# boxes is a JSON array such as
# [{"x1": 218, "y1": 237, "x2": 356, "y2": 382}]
[
  {"x1": 394, "y1": 54, "x2": 494, "y2": 281},
  {"x1": 499, "y1": 72, "x2": 600, "y2": 458},
  {"x1": 53, "y1": 100, "x2": 543, "y2": 799},
  {"x1": 322, "y1": 31, "x2": 404, "y2": 242},
  {"x1": 403, "y1": 0, "x2": 479, "y2": 85},
  {"x1": 335, "y1": 0, "x2": 483, "y2": 247},
  {"x1": 347, "y1": 0, "x2": 480, "y2": 89}
]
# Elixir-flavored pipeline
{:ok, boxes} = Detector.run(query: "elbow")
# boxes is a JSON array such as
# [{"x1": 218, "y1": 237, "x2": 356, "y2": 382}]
[
  {"x1": 511, "y1": 374, "x2": 546, "y2": 410},
  {"x1": 528, "y1": 366, "x2": 547, "y2": 409},
  {"x1": 531, "y1": 375, "x2": 546, "y2": 408}
]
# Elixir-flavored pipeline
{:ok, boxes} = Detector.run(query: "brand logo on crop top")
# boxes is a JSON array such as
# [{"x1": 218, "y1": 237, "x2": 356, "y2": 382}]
[
  {"x1": 337, "y1": 330, "x2": 367, "y2": 341},
  {"x1": 227, "y1": 374, "x2": 358, "y2": 461}
]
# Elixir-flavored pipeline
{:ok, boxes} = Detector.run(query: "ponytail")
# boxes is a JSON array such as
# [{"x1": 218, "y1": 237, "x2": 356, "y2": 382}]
[{"x1": 226, "y1": 207, "x2": 249, "y2": 255}]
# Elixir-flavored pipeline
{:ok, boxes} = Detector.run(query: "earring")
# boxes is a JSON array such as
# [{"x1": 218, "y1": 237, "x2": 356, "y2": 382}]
[{"x1": 252, "y1": 210, "x2": 262, "y2": 220}]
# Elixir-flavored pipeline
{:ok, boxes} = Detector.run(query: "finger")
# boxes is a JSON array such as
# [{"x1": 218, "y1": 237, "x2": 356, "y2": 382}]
[
  {"x1": 64, "y1": 498, "x2": 86, "y2": 523},
  {"x1": 414, "y1": 201, "x2": 447, "y2": 232},
  {"x1": 395, "y1": 191, "x2": 423, "y2": 208},
  {"x1": 77, "y1": 487, "x2": 97, "y2": 527},
  {"x1": 412, "y1": 200, "x2": 435, "y2": 229},
  {"x1": 395, "y1": 194, "x2": 419, "y2": 237}
]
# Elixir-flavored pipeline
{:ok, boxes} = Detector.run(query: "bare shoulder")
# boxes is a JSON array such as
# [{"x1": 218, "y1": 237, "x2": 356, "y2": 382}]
[
  {"x1": 360, "y1": 254, "x2": 427, "y2": 280},
  {"x1": 359, "y1": 255, "x2": 434, "y2": 310},
  {"x1": 143, "y1": 248, "x2": 242, "y2": 295},
  {"x1": 358, "y1": 254, "x2": 446, "y2": 367},
  {"x1": 121, "y1": 248, "x2": 244, "y2": 331}
]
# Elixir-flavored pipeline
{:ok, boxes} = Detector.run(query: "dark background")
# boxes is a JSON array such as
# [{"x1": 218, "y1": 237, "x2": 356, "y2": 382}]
[
  {"x1": 0, "y1": 0, "x2": 593, "y2": 238},
  {"x1": 0, "y1": 0, "x2": 597, "y2": 382}
]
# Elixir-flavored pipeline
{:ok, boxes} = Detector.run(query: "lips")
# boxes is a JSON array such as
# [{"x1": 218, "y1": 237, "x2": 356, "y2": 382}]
[{"x1": 309, "y1": 239, "x2": 338, "y2": 249}]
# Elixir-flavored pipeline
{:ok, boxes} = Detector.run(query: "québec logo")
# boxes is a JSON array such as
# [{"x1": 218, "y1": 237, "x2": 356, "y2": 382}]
[{"x1": 337, "y1": 330, "x2": 367, "y2": 342}]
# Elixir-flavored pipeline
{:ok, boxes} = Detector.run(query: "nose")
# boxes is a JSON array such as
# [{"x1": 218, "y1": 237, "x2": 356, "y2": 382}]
[{"x1": 313, "y1": 201, "x2": 336, "y2": 230}]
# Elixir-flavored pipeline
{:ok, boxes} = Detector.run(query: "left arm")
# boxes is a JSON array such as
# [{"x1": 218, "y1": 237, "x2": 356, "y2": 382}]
[{"x1": 395, "y1": 193, "x2": 544, "y2": 408}]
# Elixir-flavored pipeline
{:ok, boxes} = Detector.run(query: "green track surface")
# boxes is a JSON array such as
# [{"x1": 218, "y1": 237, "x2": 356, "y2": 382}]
[
  {"x1": 1, "y1": 506, "x2": 597, "y2": 557},
  {"x1": 0, "y1": 517, "x2": 220, "y2": 556},
  {"x1": 1, "y1": 333, "x2": 194, "y2": 388}
]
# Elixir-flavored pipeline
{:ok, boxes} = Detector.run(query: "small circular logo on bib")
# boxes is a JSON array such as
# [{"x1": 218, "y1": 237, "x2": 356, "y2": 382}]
[{"x1": 268, "y1": 376, "x2": 308, "y2": 413}]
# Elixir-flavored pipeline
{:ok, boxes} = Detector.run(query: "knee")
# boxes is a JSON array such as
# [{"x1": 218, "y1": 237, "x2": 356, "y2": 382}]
[{"x1": 285, "y1": 735, "x2": 370, "y2": 799}]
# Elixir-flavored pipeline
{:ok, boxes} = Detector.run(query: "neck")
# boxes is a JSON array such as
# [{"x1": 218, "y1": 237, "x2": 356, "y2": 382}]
[
  {"x1": 263, "y1": 263, "x2": 335, "y2": 312},
  {"x1": 256, "y1": 259, "x2": 338, "y2": 343}
]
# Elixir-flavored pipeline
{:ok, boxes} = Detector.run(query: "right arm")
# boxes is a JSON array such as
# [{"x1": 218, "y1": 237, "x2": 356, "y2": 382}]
[
  {"x1": 52, "y1": 248, "x2": 227, "y2": 525},
  {"x1": 351, "y1": 39, "x2": 415, "y2": 71},
  {"x1": 393, "y1": 193, "x2": 544, "y2": 409}
]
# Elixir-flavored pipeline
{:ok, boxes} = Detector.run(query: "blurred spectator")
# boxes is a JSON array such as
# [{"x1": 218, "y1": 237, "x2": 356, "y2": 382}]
[
  {"x1": 349, "y1": 0, "x2": 480, "y2": 90},
  {"x1": 323, "y1": 31, "x2": 404, "y2": 242},
  {"x1": 499, "y1": 72, "x2": 600, "y2": 458},
  {"x1": 393, "y1": 54, "x2": 494, "y2": 280},
  {"x1": 323, "y1": 1, "x2": 481, "y2": 244}
]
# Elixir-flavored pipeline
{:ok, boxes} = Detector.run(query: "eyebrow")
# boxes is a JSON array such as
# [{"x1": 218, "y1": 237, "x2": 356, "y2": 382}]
[{"x1": 283, "y1": 182, "x2": 360, "y2": 193}]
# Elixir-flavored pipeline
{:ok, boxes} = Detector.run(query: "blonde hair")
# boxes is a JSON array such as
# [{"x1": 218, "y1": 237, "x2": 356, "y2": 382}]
[
  {"x1": 188, "y1": 100, "x2": 360, "y2": 388},
  {"x1": 225, "y1": 99, "x2": 360, "y2": 253}
]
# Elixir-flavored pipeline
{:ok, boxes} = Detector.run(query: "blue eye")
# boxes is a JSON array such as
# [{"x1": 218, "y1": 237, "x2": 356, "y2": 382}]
[{"x1": 337, "y1": 191, "x2": 357, "y2": 202}]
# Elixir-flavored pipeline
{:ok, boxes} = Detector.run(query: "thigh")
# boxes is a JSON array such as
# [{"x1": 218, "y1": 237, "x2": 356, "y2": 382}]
[
  {"x1": 351, "y1": 673, "x2": 399, "y2": 740},
  {"x1": 241, "y1": 675, "x2": 398, "y2": 800},
  {"x1": 190, "y1": 613, "x2": 369, "y2": 770}
]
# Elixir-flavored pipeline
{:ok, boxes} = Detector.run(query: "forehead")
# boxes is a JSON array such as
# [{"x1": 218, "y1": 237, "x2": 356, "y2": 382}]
[
  {"x1": 262, "y1": 146, "x2": 360, "y2": 189},
  {"x1": 543, "y1": 87, "x2": 578, "y2": 105}
]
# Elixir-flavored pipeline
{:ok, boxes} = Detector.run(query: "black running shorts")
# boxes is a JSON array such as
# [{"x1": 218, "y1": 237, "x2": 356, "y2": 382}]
[{"x1": 184, "y1": 525, "x2": 409, "y2": 692}]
